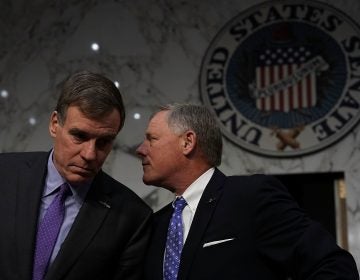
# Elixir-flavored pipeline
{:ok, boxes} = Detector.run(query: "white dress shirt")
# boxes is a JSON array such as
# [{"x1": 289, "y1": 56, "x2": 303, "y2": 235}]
[
  {"x1": 177, "y1": 167, "x2": 215, "y2": 243},
  {"x1": 40, "y1": 150, "x2": 91, "y2": 264}
]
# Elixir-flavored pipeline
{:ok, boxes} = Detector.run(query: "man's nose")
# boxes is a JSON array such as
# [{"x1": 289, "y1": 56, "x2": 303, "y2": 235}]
[
  {"x1": 81, "y1": 141, "x2": 97, "y2": 160},
  {"x1": 136, "y1": 142, "x2": 146, "y2": 157}
]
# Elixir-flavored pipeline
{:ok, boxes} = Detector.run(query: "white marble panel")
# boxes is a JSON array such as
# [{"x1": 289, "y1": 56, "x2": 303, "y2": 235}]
[{"x1": 0, "y1": 0, "x2": 360, "y2": 267}]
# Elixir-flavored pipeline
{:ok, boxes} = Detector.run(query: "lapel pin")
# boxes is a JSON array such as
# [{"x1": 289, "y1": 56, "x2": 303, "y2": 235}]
[
  {"x1": 98, "y1": 200, "x2": 111, "y2": 208},
  {"x1": 207, "y1": 197, "x2": 216, "y2": 203}
]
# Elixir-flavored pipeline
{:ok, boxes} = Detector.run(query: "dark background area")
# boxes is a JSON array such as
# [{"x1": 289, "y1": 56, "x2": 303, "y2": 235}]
[{"x1": 274, "y1": 172, "x2": 344, "y2": 239}]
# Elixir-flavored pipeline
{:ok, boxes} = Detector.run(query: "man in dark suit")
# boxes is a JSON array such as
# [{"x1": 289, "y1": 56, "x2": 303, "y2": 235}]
[
  {"x1": 0, "y1": 71, "x2": 152, "y2": 280},
  {"x1": 136, "y1": 103, "x2": 359, "y2": 280}
]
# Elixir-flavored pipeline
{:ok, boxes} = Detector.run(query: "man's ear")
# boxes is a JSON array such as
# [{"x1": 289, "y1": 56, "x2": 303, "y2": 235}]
[
  {"x1": 181, "y1": 130, "x2": 196, "y2": 155},
  {"x1": 49, "y1": 111, "x2": 59, "y2": 137}
]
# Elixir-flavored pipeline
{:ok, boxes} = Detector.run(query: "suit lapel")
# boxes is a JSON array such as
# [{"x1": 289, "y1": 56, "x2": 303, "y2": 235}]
[
  {"x1": 148, "y1": 205, "x2": 173, "y2": 279},
  {"x1": 15, "y1": 153, "x2": 48, "y2": 280},
  {"x1": 178, "y1": 169, "x2": 227, "y2": 280},
  {"x1": 45, "y1": 171, "x2": 111, "y2": 280}
]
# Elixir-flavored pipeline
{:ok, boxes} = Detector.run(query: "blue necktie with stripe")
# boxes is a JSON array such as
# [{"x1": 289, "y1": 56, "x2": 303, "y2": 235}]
[{"x1": 32, "y1": 183, "x2": 71, "y2": 280}]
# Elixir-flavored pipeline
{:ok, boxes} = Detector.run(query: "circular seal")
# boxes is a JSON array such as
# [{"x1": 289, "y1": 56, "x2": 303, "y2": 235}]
[{"x1": 199, "y1": 0, "x2": 360, "y2": 157}]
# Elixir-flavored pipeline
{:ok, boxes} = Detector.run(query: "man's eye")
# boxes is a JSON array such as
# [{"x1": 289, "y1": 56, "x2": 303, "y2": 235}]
[
  {"x1": 73, "y1": 133, "x2": 87, "y2": 141},
  {"x1": 97, "y1": 138, "x2": 113, "y2": 149},
  {"x1": 147, "y1": 135, "x2": 156, "y2": 141}
]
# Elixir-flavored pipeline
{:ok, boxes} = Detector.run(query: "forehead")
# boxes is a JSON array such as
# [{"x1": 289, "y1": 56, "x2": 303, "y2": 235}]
[
  {"x1": 63, "y1": 105, "x2": 121, "y2": 132},
  {"x1": 148, "y1": 111, "x2": 169, "y2": 130}
]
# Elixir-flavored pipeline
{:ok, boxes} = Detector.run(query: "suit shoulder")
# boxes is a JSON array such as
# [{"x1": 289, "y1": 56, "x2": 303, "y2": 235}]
[
  {"x1": 0, "y1": 151, "x2": 48, "y2": 166},
  {"x1": 155, "y1": 202, "x2": 173, "y2": 215},
  {"x1": 223, "y1": 174, "x2": 290, "y2": 204},
  {"x1": 100, "y1": 172, "x2": 152, "y2": 213},
  {"x1": 225, "y1": 174, "x2": 301, "y2": 217},
  {"x1": 226, "y1": 174, "x2": 286, "y2": 192}
]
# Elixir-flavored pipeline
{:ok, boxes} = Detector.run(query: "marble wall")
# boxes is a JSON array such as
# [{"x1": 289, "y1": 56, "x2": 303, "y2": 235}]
[{"x1": 1, "y1": 0, "x2": 360, "y2": 268}]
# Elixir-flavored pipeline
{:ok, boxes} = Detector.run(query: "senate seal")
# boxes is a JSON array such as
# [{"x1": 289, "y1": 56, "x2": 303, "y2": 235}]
[{"x1": 199, "y1": 0, "x2": 360, "y2": 157}]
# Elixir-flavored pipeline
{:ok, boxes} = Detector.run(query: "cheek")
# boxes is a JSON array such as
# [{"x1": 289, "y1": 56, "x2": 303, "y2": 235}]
[
  {"x1": 96, "y1": 148, "x2": 113, "y2": 164},
  {"x1": 55, "y1": 132, "x2": 72, "y2": 150},
  {"x1": 54, "y1": 136, "x2": 80, "y2": 161},
  {"x1": 156, "y1": 148, "x2": 181, "y2": 167},
  {"x1": 54, "y1": 146, "x2": 72, "y2": 166},
  {"x1": 97, "y1": 152, "x2": 109, "y2": 164}
]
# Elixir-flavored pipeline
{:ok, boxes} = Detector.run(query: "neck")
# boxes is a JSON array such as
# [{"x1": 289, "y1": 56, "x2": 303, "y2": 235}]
[{"x1": 171, "y1": 164, "x2": 212, "y2": 196}]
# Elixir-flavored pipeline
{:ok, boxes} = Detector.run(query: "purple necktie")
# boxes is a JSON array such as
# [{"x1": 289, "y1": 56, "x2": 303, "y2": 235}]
[
  {"x1": 32, "y1": 183, "x2": 71, "y2": 280},
  {"x1": 163, "y1": 197, "x2": 187, "y2": 280}
]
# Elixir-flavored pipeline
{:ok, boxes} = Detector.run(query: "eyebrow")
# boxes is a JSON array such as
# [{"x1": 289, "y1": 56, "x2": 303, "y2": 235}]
[{"x1": 68, "y1": 128, "x2": 117, "y2": 139}]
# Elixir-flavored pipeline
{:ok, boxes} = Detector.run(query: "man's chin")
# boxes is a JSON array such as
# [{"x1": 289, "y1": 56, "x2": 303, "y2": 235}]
[
  {"x1": 142, "y1": 176, "x2": 167, "y2": 189},
  {"x1": 142, "y1": 176, "x2": 157, "y2": 186},
  {"x1": 67, "y1": 174, "x2": 94, "y2": 186},
  {"x1": 142, "y1": 179, "x2": 152, "y2": 186}
]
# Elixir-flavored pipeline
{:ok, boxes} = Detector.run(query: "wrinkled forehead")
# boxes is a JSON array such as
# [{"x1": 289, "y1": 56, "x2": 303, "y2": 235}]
[{"x1": 148, "y1": 111, "x2": 168, "y2": 130}]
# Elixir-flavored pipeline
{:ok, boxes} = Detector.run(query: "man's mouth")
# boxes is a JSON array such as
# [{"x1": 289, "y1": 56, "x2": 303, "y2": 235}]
[{"x1": 71, "y1": 165, "x2": 95, "y2": 174}]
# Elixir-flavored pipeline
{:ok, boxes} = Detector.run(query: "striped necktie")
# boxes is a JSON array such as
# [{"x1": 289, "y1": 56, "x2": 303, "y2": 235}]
[{"x1": 32, "y1": 183, "x2": 71, "y2": 280}]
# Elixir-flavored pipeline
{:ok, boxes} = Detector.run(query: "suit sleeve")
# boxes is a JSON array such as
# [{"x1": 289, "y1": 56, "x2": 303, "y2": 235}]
[
  {"x1": 110, "y1": 207, "x2": 152, "y2": 280},
  {"x1": 253, "y1": 175, "x2": 359, "y2": 279}
]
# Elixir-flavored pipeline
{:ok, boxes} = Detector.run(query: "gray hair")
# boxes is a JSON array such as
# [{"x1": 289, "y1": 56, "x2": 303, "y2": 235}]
[{"x1": 157, "y1": 103, "x2": 222, "y2": 166}]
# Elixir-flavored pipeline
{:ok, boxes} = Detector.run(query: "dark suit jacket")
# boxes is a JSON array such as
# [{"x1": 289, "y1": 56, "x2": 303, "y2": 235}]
[
  {"x1": 145, "y1": 169, "x2": 359, "y2": 280},
  {"x1": 0, "y1": 152, "x2": 152, "y2": 280}
]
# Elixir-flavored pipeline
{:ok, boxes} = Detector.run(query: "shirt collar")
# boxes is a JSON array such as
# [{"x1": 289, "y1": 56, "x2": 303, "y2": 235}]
[
  {"x1": 44, "y1": 149, "x2": 92, "y2": 203},
  {"x1": 178, "y1": 167, "x2": 215, "y2": 214}
]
